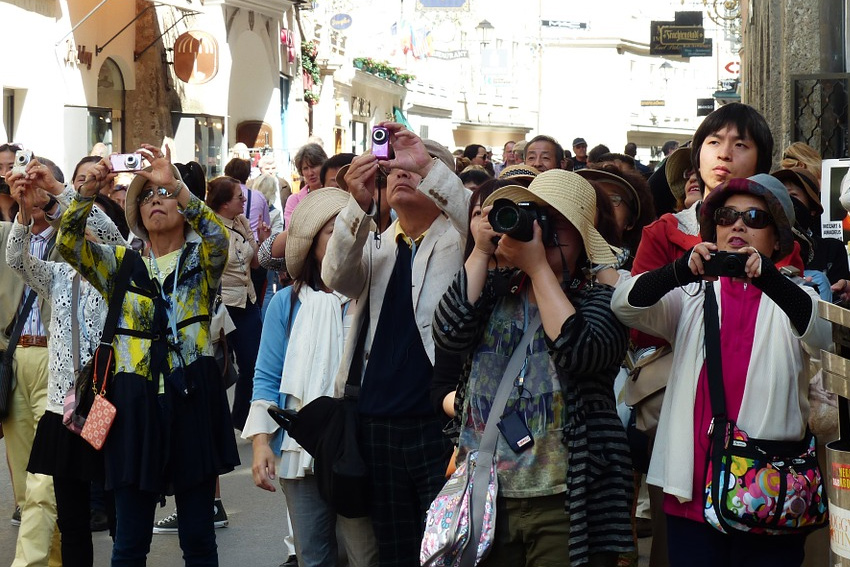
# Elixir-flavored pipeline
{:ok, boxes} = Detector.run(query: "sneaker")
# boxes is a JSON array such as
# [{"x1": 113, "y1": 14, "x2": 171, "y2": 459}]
[
  {"x1": 213, "y1": 500, "x2": 228, "y2": 529},
  {"x1": 10, "y1": 506, "x2": 21, "y2": 527},
  {"x1": 90, "y1": 509, "x2": 109, "y2": 532},
  {"x1": 153, "y1": 511, "x2": 178, "y2": 534}
]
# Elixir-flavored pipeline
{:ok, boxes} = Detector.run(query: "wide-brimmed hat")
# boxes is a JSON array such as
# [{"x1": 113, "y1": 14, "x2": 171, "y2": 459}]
[
  {"x1": 126, "y1": 164, "x2": 183, "y2": 241},
  {"x1": 771, "y1": 167, "x2": 823, "y2": 215},
  {"x1": 335, "y1": 138, "x2": 454, "y2": 192},
  {"x1": 498, "y1": 164, "x2": 540, "y2": 181},
  {"x1": 664, "y1": 147, "x2": 693, "y2": 202},
  {"x1": 286, "y1": 188, "x2": 350, "y2": 279},
  {"x1": 575, "y1": 167, "x2": 642, "y2": 219},
  {"x1": 700, "y1": 174, "x2": 796, "y2": 257},
  {"x1": 482, "y1": 169, "x2": 621, "y2": 265}
]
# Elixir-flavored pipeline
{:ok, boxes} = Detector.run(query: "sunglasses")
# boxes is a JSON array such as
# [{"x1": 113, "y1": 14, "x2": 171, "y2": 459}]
[
  {"x1": 138, "y1": 186, "x2": 172, "y2": 206},
  {"x1": 714, "y1": 206, "x2": 773, "y2": 229}
]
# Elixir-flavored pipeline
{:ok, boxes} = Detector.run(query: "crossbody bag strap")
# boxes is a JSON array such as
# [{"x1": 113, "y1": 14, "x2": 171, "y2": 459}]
[
  {"x1": 101, "y1": 253, "x2": 136, "y2": 346},
  {"x1": 4, "y1": 291, "x2": 38, "y2": 363},
  {"x1": 461, "y1": 311, "x2": 542, "y2": 567},
  {"x1": 71, "y1": 274, "x2": 81, "y2": 374},
  {"x1": 343, "y1": 289, "x2": 370, "y2": 400},
  {"x1": 703, "y1": 282, "x2": 727, "y2": 419},
  {"x1": 246, "y1": 188, "x2": 253, "y2": 222}
]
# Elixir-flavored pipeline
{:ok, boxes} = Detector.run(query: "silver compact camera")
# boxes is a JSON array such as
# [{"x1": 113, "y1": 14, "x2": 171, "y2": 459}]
[{"x1": 11, "y1": 149, "x2": 33, "y2": 176}]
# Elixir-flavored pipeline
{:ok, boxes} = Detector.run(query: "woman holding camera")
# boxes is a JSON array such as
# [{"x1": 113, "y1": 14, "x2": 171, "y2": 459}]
[
  {"x1": 433, "y1": 169, "x2": 633, "y2": 567},
  {"x1": 611, "y1": 175, "x2": 831, "y2": 566},
  {"x1": 243, "y1": 187, "x2": 377, "y2": 567},
  {"x1": 57, "y1": 146, "x2": 240, "y2": 566}
]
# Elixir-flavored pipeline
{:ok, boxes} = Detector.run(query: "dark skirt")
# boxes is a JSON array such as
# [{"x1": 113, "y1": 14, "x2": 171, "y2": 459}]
[
  {"x1": 103, "y1": 356, "x2": 240, "y2": 494},
  {"x1": 28, "y1": 410, "x2": 104, "y2": 483}
]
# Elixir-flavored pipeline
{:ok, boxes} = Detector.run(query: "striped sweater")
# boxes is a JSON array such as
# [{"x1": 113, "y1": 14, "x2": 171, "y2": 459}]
[{"x1": 433, "y1": 268, "x2": 634, "y2": 565}]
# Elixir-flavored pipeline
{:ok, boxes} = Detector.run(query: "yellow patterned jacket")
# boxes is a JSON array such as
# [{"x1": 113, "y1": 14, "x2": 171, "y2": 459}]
[{"x1": 57, "y1": 193, "x2": 229, "y2": 380}]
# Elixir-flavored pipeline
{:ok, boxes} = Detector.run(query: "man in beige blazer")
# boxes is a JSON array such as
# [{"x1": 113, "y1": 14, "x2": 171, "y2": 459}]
[{"x1": 322, "y1": 124, "x2": 469, "y2": 567}]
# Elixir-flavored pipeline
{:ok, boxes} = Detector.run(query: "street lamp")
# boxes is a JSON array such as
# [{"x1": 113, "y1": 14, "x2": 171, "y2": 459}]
[{"x1": 476, "y1": 19, "x2": 494, "y2": 49}]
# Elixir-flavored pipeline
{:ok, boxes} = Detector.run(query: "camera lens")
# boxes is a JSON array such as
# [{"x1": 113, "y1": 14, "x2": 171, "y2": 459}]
[
  {"x1": 125, "y1": 155, "x2": 138, "y2": 168},
  {"x1": 15, "y1": 154, "x2": 27, "y2": 165},
  {"x1": 372, "y1": 128, "x2": 387, "y2": 143},
  {"x1": 492, "y1": 206, "x2": 520, "y2": 232}
]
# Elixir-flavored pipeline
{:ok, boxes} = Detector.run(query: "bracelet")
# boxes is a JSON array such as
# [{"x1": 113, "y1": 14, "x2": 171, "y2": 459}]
[
  {"x1": 167, "y1": 181, "x2": 185, "y2": 199},
  {"x1": 40, "y1": 194, "x2": 58, "y2": 212}
]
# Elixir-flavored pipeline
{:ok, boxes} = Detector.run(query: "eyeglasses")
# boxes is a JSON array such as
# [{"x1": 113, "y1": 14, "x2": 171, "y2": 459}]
[
  {"x1": 714, "y1": 206, "x2": 773, "y2": 229},
  {"x1": 138, "y1": 186, "x2": 171, "y2": 206}
]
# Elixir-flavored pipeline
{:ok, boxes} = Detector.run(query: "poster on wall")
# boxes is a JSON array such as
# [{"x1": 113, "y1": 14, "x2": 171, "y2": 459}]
[{"x1": 820, "y1": 159, "x2": 850, "y2": 247}]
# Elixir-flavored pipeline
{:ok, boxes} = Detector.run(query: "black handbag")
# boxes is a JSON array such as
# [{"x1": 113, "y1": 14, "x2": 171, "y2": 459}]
[
  {"x1": 268, "y1": 297, "x2": 371, "y2": 518},
  {"x1": 0, "y1": 291, "x2": 38, "y2": 420},
  {"x1": 702, "y1": 281, "x2": 828, "y2": 535}
]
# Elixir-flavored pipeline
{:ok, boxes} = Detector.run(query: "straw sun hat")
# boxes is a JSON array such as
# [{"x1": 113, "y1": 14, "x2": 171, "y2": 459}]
[
  {"x1": 482, "y1": 169, "x2": 621, "y2": 265},
  {"x1": 286, "y1": 188, "x2": 350, "y2": 279},
  {"x1": 125, "y1": 164, "x2": 184, "y2": 241},
  {"x1": 663, "y1": 147, "x2": 693, "y2": 202},
  {"x1": 497, "y1": 164, "x2": 540, "y2": 182}
]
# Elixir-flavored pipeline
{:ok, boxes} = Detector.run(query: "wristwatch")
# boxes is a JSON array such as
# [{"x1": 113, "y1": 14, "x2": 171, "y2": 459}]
[
  {"x1": 40, "y1": 194, "x2": 58, "y2": 212},
  {"x1": 168, "y1": 181, "x2": 185, "y2": 199}
]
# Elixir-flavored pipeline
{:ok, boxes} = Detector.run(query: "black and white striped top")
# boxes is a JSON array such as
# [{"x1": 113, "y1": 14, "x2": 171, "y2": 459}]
[{"x1": 433, "y1": 267, "x2": 634, "y2": 565}]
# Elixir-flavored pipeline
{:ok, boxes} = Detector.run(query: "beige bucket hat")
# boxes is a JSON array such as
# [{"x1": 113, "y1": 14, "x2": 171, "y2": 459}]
[{"x1": 286, "y1": 188, "x2": 350, "y2": 279}]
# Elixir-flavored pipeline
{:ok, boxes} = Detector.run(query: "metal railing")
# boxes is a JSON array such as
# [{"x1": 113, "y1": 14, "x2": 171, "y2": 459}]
[{"x1": 791, "y1": 73, "x2": 850, "y2": 159}]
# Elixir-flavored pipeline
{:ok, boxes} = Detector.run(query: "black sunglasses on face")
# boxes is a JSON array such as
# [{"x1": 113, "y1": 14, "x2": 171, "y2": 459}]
[{"x1": 714, "y1": 206, "x2": 773, "y2": 229}]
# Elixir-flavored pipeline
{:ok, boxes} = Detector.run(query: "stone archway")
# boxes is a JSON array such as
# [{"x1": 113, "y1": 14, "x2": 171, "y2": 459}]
[{"x1": 97, "y1": 58, "x2": 125, "y2": 152}]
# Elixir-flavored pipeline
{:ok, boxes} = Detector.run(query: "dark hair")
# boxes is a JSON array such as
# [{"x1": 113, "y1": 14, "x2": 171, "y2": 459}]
[
  {"x1": 463, "y1": 144, "x2": 486, "y2": 161},
  {"x1": 175, "y1": 161, "x2": 207, "y2": 200},
  {"x1": 72, "y1": 156, "x2": 102, "y2": 183},
  {"x1": 526, "y1": 135, "x2": 565, "y2": 167},
  {"x1": 206, "y1": 176, "x2": 241, "y2": 212},
  {"x1": 319, "y1": 153, "x2": 355, "y2": 186},
  {"x1": 223, "y1": 158, "x2": 251, "y2": 184},
  {"x1": 595, "y1": 152, "x2": 636, "y2": 169},
  {"x1": 287, "y1": 233, "x2": 327, "y2": 332},
  {"x1": 94, "y1": 193, "x2": 130, "y2": 239},
  {"x1": 587, "y1": 144, "x2": 611, "y2": 164},
  {"x1": 691, "y1": 103, "x2": 773, "y2": 189},
  {"x1": 463, "y1": 179, "x2": 514, "y2": 259},
  {"x1": 624, "y1": 143, "x2": 637, "y2": 157},
  {"x1": 459, "y1": 168, "x2": 491, "y2": 189},
  {"x1": 662, "y1": 140, "x2": 680, "y2": 155},
  {"x1": 0, "y1": 143, "x2": 23, "y2": 155},
  {"x1": 294, "y1": 143, "x2": 328, "y2": 173},
  {"x1": 35, "y1": 156, "x2": 64, "y2": 183}
]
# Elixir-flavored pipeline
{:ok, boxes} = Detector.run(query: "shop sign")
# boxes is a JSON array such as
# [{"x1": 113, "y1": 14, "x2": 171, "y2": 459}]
[
  {"x1": 65, "y1": 41, "x2": 93, "y2": 70},
  {"x1": 330, "y1": 14, "x2": 352, "y2": 30},
  {"x1": 681, "y1": 38, "x2": 713, "y2": 57},
  {"x1": 696, "y1": 98, "x2": 715, "y2": 116},
  {"x1": 641, "y1": 100, "x2": 665, "y2": 107},
  {"x1": 174, "y1": 31, "x2": 218, "y2": 85},
  {"x1": 541, "y1": 20, "x2": 587, "y2": 29},
  {"x1": 432, "y1": 49, "x2": 468, "y2": 60},
  {"x1": 659, "y1": 26, "x2": 704, "y2": 46},
  {"x1": 416, "y1": 0, "x2": 468, "y2": 9}
]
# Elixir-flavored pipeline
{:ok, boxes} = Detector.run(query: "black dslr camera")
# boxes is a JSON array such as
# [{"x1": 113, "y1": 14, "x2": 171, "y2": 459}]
[
  {"x1": 702, "y1": 251, "x2": 748, "y2": 278},
  {"x1": 488, "y1": 199, "x2": 552, "y2": 243}
]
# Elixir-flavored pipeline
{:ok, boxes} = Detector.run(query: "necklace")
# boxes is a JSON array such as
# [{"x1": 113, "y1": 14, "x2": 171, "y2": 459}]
[{"x1": 147, "y1": 248, "x2": 182, "y2": 284}]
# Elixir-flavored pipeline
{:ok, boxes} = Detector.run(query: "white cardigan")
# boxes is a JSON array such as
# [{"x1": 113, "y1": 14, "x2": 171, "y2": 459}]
[{"x1": 612, "y1": 275, "x2": 832, "y2": 503}]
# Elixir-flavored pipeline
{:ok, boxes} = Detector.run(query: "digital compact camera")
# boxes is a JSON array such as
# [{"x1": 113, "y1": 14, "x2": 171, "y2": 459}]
[
  {"x1": 702, "y1": 251, "x2": 748, "y2": 278},
  {"x1": 11, "y1": 149, "x2": 33, "y2": 176},
  {"x1": 110, "y1": 153, "x2": 144, "y2": 173},
  {"x1": 371, "y1": 126, "x2": 391, "y2": 160},
  {"x1": 488, "y1": 198, "x2": 552, "y2": 243}
]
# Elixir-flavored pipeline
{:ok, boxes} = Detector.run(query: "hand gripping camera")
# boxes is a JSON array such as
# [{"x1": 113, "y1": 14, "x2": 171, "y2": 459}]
[{"x1": 488, "y1": 199, "x2": 552, "y2": 243}]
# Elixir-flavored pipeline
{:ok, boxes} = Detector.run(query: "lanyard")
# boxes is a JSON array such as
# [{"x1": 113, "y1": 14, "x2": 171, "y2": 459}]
[{"x1": 149, "y1": 248, "x2": 181, "y2": 343}]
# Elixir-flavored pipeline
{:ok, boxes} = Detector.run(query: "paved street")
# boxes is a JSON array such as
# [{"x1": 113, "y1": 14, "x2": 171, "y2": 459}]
[
  {"x1": 0, "y1": 431, "x2": 650, "y2": 566},
  {"x1": 0, "y1": 434, "x2": 292, "y2": 566}
]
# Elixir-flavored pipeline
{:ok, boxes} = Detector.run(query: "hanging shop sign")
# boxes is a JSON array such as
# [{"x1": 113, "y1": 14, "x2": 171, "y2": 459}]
[
  {"x1": 330, "y1": 14, "x2": 352, "y2": 30},
  {"x1": 174, "y1": 31, "x2": 218, "y2": 85}
]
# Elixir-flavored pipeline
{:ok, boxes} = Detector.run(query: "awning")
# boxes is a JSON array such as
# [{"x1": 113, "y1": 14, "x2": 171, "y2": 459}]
[{"x1": 393, "y1": 107, "x2": 412, "y2": 129}]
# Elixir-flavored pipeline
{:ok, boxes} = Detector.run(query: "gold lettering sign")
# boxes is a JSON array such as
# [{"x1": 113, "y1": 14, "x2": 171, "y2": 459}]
[{"x1": 174, "y1": 31, "x2": 219, "y2": 85}]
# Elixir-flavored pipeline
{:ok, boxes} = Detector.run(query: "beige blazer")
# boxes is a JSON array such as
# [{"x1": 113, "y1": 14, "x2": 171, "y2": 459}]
[{"x1": 322, "y1": 160, "x2": 470, "y2": 394}]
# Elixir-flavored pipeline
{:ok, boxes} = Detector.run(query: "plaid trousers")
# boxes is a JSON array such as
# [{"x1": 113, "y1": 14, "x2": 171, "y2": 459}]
[{"x1": 360, "y1": 415, "x2": 453, "y2": 567}]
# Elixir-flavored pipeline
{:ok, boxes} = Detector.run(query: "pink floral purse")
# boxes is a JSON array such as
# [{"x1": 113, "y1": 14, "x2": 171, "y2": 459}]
[{"x1": 80, "y1": 348, "x2": 117, "y2": 451}]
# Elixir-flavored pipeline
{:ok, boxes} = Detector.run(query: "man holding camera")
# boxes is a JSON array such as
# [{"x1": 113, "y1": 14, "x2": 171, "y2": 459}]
[{"x1": 322, "y1": 124, "x2": 468, "y2": 567}]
